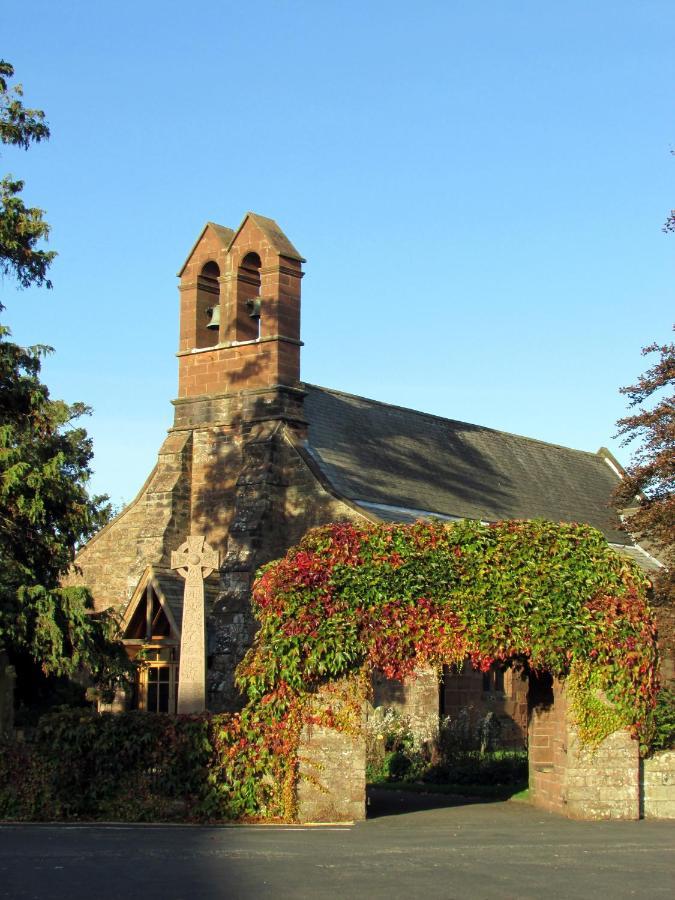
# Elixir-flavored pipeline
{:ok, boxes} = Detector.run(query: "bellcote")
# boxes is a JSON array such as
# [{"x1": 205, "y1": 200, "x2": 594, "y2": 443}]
[{"x1": 176, "y1": 213, "x2": 305, "y2": 399}]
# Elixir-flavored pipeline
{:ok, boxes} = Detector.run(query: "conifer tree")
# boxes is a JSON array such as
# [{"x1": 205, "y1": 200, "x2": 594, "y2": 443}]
[{"x1": 0, "y1": 60, "x2": 126, "y2": 687}]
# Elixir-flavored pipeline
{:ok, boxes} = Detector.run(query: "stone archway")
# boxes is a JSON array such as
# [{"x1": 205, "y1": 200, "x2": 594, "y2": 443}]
[
  {"x1": 294, "y1": 668, "x2": 641, "y2": 823},
  {"x1": 237, "y1": 519, "x2": 656, "y2": 823}
]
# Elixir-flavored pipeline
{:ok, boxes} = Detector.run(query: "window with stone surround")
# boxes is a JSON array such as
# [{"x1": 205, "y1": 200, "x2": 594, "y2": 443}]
[
  {"x1": 482, "y1": 664, "x2": 505, "y2": 694},
  {"x1": 136, "y1": 646, "x2": 179, "y2": 714},
  {"x1": 121, "y1": 579, "x2": 180, "y2": 714}
]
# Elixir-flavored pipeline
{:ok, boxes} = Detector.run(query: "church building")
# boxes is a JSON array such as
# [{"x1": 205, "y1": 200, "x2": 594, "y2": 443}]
[{"x1": 69, "y1": 213, "x2": 661, "y2": 722}]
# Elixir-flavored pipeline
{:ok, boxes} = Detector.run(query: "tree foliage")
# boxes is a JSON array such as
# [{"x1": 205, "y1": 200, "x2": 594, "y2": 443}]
[
  {"x1": 0, "y1": 62, "x2": 127, "y2": 686},
  {"x1": 614, "y1": 328, "x2": 675, "y2": 602},
  {"x1": 0, "y1": 325, "x2": 125, "y2": 678},
  {"x1": 0, "y1": 60, "x2": 55, "y2": 292}
]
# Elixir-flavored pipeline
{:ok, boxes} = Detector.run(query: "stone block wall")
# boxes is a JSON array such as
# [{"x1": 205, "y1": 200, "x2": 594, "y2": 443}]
[
  {"x1": 564, "y1": 727, "x2": 639, "y2": 820},
  {"x1": 372, "y1": 668, "x2": 440, "y2": 744},
  {"x1": 296, "y1": 684, "x2": 366, "y2": 823},
  {"x1": 529, "y1": 676, "x2": 640, "y2": 820},
  {"x1": 641, "y1": 751, "x2": 675, "y2": 819},
  {"x1": 528, "y1": 673, "x2": 567, "y2": 813},
  {"x1": 177, "y1": 336, "x2": 301, "y2": 399},
  {"x1": 441, "y1": 662, "x2": 528, "y2": 749}
]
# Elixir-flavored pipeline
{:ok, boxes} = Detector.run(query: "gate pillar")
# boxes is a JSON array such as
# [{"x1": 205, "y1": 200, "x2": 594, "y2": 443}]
[
  {"x1": 296, "y1": 681, "x2": 366, "y2": 823},
  {"x1": 529, "y1": 675, "x2": 639, "y2": 819}
]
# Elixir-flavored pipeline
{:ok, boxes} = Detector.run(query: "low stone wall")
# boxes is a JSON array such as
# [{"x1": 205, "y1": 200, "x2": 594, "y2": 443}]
[
  {"x1": 564, "y1": 727, "x2": 639, "y2": 820},
  {"x1": 641, "y1": 751, "x2": 675, "y2": 819}
]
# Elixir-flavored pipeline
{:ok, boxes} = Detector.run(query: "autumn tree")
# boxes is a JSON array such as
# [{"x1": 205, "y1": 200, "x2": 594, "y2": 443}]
[
  {"x1": 614, "y1": 328, "x2": 675, "y2": 604},
  {"x1": 0, "y1": 61, "x2": 127, "y2": 699}
]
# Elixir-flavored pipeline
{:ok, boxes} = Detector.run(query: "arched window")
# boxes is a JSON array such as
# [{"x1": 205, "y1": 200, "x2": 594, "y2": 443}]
[
  {"x1": 197, "y1": 260, "x2": 221, "y2": 347},
  {"x1": 236, "y1": 252, "x2": 262, "y2": 341}
]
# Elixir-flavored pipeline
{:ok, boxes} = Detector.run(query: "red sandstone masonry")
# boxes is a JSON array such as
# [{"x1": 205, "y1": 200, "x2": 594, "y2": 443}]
[
  {"x1": 529, "y1": 679, "x2": 640, "y2": 820},
  {"x1": 176, "y1": 215, "x2": 302, "y2": 399}
]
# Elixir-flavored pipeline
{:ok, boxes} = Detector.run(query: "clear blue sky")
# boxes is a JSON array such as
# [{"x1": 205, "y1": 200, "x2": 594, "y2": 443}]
[{"x1": 3, "y1": 1, "x2": 674, "y2": 506}]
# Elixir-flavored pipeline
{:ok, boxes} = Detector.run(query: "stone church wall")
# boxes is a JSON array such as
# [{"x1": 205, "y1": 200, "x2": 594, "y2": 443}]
[
  {"x1": 66, "y1": 430, "x2": 193, "y2": 612},
  {"x1": 70, "y1": 383, "x2": 370, "y2": 712},
  {"x1": 207, "y1": 416, "x2": 370, "y2": 711},
  {"x1": 372, "y1": 668, "x2": 440, "y2": 744},
  {"x1": 440, "y1": 662, "x2": 528, "y2": 749}
]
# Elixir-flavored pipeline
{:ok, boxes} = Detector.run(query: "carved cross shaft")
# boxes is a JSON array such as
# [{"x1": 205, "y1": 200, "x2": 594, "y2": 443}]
[{"x1": 171, "y1": 535, "x2": 219, "y2": 714}]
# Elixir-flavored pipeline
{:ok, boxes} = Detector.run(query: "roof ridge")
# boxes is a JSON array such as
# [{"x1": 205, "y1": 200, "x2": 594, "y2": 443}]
[{"x1": 302, "y1": 382, "x2": 607, "y2": 461}]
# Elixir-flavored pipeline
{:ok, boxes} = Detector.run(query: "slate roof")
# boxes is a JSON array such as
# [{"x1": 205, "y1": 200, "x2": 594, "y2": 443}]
[{"x1": 302, "y1": 384, "x2": 630, "y2": 546}]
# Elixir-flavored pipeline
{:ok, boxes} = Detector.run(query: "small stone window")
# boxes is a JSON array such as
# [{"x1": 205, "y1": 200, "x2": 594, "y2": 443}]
[
  {"x1": 483, "y1": 665, "x2": 505, "y2": 693},
  {"x1": 137, "y1": 647, "x2": 179, "y2": 714}
]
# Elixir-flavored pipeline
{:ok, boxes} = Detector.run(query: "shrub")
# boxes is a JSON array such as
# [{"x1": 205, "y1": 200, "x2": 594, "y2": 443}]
[{"x1": 651, "y1": 687, "x2": 675, "y2": 752}]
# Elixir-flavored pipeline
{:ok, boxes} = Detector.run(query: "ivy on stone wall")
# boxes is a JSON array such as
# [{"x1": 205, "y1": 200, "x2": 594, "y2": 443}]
[
  {"x1": 1, "y1": 519, "x2": 661, "y2": 822},
  {"x1": 240, "y1": 520, "x2": 658, "y2": 752}
]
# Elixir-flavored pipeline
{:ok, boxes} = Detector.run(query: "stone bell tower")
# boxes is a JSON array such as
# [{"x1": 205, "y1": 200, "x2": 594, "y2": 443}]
[
  {"x1": 69, "y1": 213, "x2": 315, "y2": 713},
  {"x1": 176, "y1": 213, "x2": 304, "y2": 399}
]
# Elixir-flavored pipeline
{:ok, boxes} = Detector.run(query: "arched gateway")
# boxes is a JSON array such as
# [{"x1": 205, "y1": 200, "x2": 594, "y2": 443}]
[{"x1": 239, "y1": 520, "x2": 657, "y2": 822}]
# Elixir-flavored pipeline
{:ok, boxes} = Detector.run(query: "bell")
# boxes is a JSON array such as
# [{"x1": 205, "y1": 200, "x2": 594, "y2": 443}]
[
  {"x1": 246, "y1": 297, "x2": 261, "y2": 319},
  {"x1": 206, "y1": 305, "x2": 220, "y2": 330}
]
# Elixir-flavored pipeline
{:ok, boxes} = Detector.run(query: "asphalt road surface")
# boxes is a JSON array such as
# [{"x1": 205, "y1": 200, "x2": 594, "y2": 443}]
[{"x1": 0, "y1": 791, "x2": 673, "y2": 900}]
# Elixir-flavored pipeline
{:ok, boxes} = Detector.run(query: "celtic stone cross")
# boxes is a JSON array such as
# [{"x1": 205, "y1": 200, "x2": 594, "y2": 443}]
[{"x1": 171, "y1": 535, "x2": 219, "y2": 714}]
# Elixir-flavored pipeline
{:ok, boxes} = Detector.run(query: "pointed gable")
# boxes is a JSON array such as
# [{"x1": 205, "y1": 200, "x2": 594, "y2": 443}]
[
  {"x1": 177, "y1": 221, "x2": 235, "y2": 277},
  {"x1": 120, "y1": 566, "x2": 182, "y2": 642},
  {"x1": 121, "y1": 566, "x2": 221, "y2": 642},
  {"x1": 227, "y1": 212, "x2": 305, "y2": 262}
]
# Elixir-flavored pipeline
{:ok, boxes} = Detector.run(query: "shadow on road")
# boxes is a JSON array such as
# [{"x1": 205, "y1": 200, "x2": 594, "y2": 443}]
[{"x1": 367, "y1": 785, "x2": 514, "y2": 818}]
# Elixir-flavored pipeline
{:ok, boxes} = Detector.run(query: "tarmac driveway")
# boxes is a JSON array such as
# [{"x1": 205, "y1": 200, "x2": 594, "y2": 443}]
[{"x1": 0, "y1": 791, "x2": 672, "y2": 899}]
